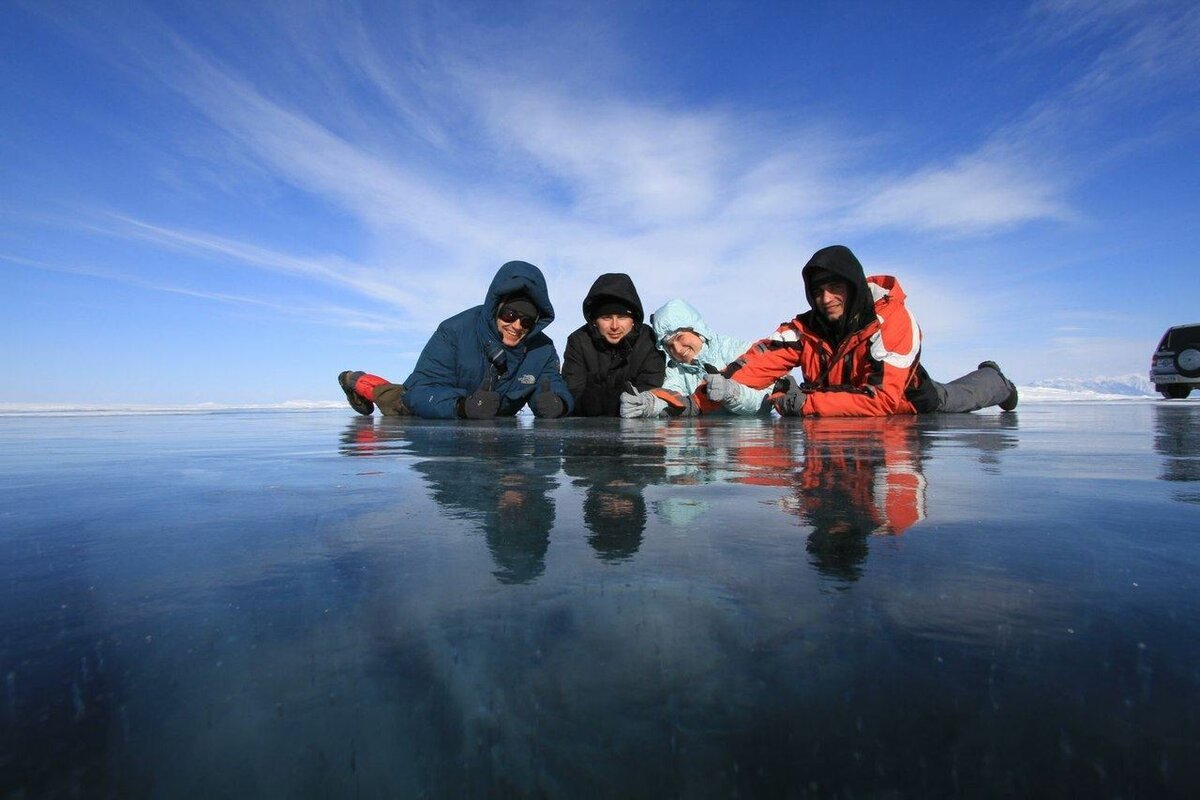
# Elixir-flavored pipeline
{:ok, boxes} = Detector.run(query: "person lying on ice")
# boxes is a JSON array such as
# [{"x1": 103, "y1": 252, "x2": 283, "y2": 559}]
[
  {"x1": 619, "y1": 299, "x2": 772, "y2": 417},
  {"x1": 338, "y1": 260, "x2": 573, "y2": 419},
  {"x1": 718, "y1": 244, "x2": 1018, "y2": 417},
  {"x1": 561, "y1": 273, "x2": 665, "y2": 416}
]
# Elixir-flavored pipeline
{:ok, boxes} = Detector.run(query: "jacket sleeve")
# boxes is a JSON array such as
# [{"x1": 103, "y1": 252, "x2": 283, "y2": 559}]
[
  {"x1": 662, "y1": 363, "x2": 694, "y2": 395},
  {"x1": 723, "y1": 325, "x2": 805, "y2": 390},
  {"x1": 709, "y1": 333, "x2": 771, "y2": 415},
  {"x1": 403, "y1": 322, "x2": 472, "y2": 419},
  {"x1": 633, "y1": 342, "x2": 666, "y2": 391},
  {"x1": 561, "y1": 334, "x2": 589, "y2": 407},
  {"x1": 720, "y1": 381, "x2": 772, "y2": 416}
]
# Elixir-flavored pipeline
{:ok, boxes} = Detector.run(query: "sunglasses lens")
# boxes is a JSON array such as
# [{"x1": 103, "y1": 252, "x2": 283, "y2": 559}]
[{"x1": 500, "y1": 309, "x2": 534, "y2": 327}]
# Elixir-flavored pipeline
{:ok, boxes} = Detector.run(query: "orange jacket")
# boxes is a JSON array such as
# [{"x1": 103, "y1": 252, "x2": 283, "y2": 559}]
[{"x1": 728, "y1": 274, "x2": 922, "y2": 416}]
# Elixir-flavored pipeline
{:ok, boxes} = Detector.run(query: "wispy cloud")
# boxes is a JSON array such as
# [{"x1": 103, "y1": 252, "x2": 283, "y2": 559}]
[
  {"x1": 850, "y1": 152, "x2": 1072, "y2": 234},
  {"x1": 22, "y1": 0, "x2": 1197, "y2": 349},
  {"x1": 1000, "y1": 1, "x2": 1200, "y2": 161},
  {"x1": 1, "y1": 251, "x2": 409, "y2": 333},
  {"x1": 102, "y1": 215, "x2": 419, "y2": 311},
  {"x1": 856, "y1": 0, "x2": 1200, "y2": 236}
]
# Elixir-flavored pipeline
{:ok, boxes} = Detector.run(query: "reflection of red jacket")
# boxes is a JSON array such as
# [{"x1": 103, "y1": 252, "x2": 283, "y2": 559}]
[
  {"x1": 730, "y1": 275, "x2": 922, "y2": 416},
  {"x1": 794, "y1": 420, "x2": 926, "y2": 535},
  {"x1": 727, "y1": 418, "x2": 926, "y2": 535}
]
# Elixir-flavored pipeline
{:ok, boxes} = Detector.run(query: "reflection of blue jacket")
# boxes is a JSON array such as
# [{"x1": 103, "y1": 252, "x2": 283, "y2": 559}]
[
  {"x1": 649, "y1": 299, "x2": 771, "y2": 416},
  {"x1": 402, "y1": 261, "x2": 574, "y2": 419}
]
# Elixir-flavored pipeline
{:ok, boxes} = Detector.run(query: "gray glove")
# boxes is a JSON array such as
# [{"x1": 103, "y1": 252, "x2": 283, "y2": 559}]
[
  {"x1": 773, "y1": 376, "x2": 808, "y2": 417},
  {"x1": 704, "y1": 373, "x2": 740, "y2": 404},
  {"x1": 620, "y1": 389, "x2": 666, "y2": 418}
]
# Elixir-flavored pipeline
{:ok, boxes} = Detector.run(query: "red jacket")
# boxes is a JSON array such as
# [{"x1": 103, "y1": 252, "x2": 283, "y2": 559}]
[{"x1": 729, "y1": 274, "x2": 922, "y2": 416}]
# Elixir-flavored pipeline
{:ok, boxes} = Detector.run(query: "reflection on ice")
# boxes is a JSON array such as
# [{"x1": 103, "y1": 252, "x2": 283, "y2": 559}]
[
  {"x1": 336, "y1": 415, "x2": 1022, "y2": 586},
  {"x1": 1, "y1": 405, "x2": 1197, "y2": 797},
  {"x1": 1155, "y1": 404, "x2": 1200, "y2": 502},
  {"x1": 342, "y1": 418, "x2": 559, "y2": 583}
]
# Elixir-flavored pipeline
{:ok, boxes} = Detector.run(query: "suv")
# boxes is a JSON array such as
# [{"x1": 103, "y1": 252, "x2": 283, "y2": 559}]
[{"x1": 1151, "y1": 323, "x2": 1200, "y2": 399}]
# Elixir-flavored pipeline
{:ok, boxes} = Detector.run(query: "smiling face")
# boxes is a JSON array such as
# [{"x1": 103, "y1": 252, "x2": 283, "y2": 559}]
[
  {"x1": 812, "y1": 279, "x2": 850, "y2": 323},
  {"x1": 496, "y1": 310, "x2": 534, "y2": 346},
  {"x1": 665, "y1": 330, "x2": 704, "y2": 364},
  {"x1": 595, "y1": 313, "x2": 635, "y2": 345}
]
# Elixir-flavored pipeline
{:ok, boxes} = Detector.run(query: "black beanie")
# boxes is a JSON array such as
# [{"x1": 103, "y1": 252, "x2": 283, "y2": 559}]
[
  {"x1": 590, "y1": 298, "x2": 635, "y2": 320},
  {"x1": 808, "y1": 268, "x2": 841, "y2": 288},
  {"x1": 498, "y1": 296, "x2": 538, "y2": 321}
]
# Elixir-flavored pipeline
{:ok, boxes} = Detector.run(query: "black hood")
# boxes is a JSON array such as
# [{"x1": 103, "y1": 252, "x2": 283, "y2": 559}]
[
  {"x1": 581, "y1": 273, "x2": 645, "y2": 325},
  {"x1": 801, "y1": 245, "x2": 874, "y2": 338}
]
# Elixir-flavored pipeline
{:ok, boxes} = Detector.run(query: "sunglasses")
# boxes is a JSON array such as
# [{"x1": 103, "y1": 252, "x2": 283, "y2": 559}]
[{"x1": 498, "y1": 308, "x2": 537, "y2": 328}]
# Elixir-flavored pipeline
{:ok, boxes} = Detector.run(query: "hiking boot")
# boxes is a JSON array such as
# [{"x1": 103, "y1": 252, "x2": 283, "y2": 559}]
[
  {"x1": 338, "y1": 371, "x2": 374, "y2": 416},
  {"x1": 978, "y1": 361, "x2": 1018, "y2": 411}
]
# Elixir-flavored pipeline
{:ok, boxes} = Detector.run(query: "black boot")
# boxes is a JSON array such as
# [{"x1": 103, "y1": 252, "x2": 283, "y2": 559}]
[
  {"x1": 978, "y1": 361, "x2": 1018, "y2": 411},
  {"x1": 338, "y1": 371, "x2": 375, "y2": 416}
]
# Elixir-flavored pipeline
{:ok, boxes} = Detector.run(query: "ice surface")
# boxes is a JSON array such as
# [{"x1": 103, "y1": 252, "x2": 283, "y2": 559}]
[
  {"x1": 0, "y1": 384, "x2": 1172, "y2": 416},
  {"x1": 1, "y1": 402, "x2": 1198, "y2": 796}
]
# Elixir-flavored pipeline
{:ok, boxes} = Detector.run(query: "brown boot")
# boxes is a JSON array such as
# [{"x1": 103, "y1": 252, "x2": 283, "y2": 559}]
[
  {"x1": 338, "y1": 371, "x2": 374, "y2": 416},
  {"x1": 373, "y1": 383, "x2": 410, "y2": 416}
]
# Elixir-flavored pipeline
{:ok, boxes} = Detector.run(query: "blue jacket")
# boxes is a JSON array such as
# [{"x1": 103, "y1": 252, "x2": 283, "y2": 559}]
[
  {"x1": 650, "y1": 299, "x2": 771, "y2": 416},
  {"x1": 402, "y1": 261, "x2": 574, "y2": 419}
]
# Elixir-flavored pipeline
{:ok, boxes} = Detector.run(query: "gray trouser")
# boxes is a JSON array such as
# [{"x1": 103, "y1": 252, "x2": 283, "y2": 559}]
[
  {"x1": 931, "y1": 366, "x2": 1011, "y2": 413},
  {"x1": 374, "y1": 383, "x2": 410, "y2": 416}
]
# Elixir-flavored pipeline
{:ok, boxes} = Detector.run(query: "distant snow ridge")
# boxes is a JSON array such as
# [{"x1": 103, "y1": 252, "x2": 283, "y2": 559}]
[
  {"x1": 0, "y1": 401, "x2": 344, "y2": 416},
  {"x1": 1030, "y1": 374, "x2": 1156, "y2": 397}
]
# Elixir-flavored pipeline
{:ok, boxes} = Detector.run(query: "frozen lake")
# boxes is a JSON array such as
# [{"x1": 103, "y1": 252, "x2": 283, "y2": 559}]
[{"x1": 2, "y1": 402, "x2": 1198, "y2": 796}]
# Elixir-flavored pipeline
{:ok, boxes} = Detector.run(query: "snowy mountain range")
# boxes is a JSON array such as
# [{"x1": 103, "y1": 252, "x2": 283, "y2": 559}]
[{"x1": 1028, "y1": 374, "x2": 1156, "y2": 397}]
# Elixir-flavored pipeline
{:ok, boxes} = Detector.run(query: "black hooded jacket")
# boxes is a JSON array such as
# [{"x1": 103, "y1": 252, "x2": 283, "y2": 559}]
[
  {"x1": 562, "y1": 273, "x2": 666, "y2": 416},
  {"x1": 798, "y1": 245, "x2": 875, "y2": 344}
]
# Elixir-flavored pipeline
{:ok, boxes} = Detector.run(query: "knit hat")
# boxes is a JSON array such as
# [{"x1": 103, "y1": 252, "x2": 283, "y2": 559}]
[
  {"x1": 808, "y1": 268, "x2": 842, "y2": 289},
  {"x1": 589, "y1": 297, "x2": 635, "y2": 320},
  {"x1": 498, "y1": 295, "x2": 538, "y2": 322}
]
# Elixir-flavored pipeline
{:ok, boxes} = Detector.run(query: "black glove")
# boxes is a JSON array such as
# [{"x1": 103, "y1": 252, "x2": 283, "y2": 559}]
[
  {"x1": 531, "y1": 378, "x2": 566, "y2": 418},
  {"x1": 773, "y1": 376, "x2": 808, "y2": 416},
  {"x1": 459, "y1": 382, "x2": 501, "y2": 419}
]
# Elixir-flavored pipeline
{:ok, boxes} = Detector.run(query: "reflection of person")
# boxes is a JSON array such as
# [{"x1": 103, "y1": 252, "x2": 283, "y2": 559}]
[
  {"x1": 720, "y1": 416, "x2": 927, "y2": 581},
  {"x1": 917, "y1": 412, "x2": 1018, "y2": 468},
  {"x1": 620, "y1": 299, "x2": 771, "y2": 418},
  {"x1": 339, "y1": 418, "x2": 560, "y2": 584},
  {"x1": 793, "y1": 418, "x2": 927, "y2": 581},
  {"x1": 583, "y1": 485, "x2": 646, "y2": 561},
  {"x1": 338, "y1": 261, "x2": 572, "y2": 420},
  {"x1": 562, "y1": 273, "x2": 665, "y2": 416},
  {"x1": 561, "y1": 423, "x2": 668, "y2": 561},
  {"x1": 724, "y1": 245, "x2": 1019, "y2": 417}
]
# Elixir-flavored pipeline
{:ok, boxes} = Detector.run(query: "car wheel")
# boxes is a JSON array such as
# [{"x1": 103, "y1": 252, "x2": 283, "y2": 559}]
[
  {"x1": 1159, "y1": 384, "x2": 1191, "y2": 400},
  {"x1": 1176, "y1": 347, "x2": 1200, "y2": 378}
]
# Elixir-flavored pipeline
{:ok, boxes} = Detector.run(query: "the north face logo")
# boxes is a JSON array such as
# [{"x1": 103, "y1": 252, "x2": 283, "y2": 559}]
[{"x1": 518, "y1": 374, "x2": 536, "y2": 385}]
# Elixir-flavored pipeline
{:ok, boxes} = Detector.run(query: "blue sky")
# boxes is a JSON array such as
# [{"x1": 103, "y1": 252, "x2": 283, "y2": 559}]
[{"x1": 2, "y1": 0, "x2": 1198, "y2": 405}]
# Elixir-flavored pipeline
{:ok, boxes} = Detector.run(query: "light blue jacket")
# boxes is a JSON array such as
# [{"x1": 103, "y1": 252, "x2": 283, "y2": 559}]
[{"x1": 649, "y1": 299, "x2": 771, "y2": 416}]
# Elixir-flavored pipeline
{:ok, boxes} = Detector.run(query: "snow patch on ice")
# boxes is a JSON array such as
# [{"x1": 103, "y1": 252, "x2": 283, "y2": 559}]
[
  {"x1": 1016, "y1": 386, "x2": 1158, "y2": 403},
  {"x1": 0, "y1": 401, "x2": 345, "y2": 417},
  {"x1": 2, "y1": 383, "x2": 1187, "y2": 416}
]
